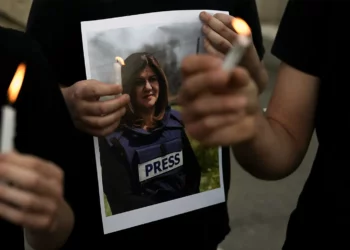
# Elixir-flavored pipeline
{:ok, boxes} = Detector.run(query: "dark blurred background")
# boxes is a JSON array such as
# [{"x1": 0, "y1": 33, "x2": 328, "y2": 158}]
[{"x1": 1, "y1": 1, "x2": 320, "y2": 250}]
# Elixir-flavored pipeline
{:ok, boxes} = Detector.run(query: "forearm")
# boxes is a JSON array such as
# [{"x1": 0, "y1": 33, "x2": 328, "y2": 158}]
[
  {"x1": 232, "y1": 111, "x2": 304, "y2": 180},
  {"x1": 242, "y1": 45, "x2": 269, "y2": 93},
  {"x1": 25, "y1": 199, "x2": 74, "y2": 250}
]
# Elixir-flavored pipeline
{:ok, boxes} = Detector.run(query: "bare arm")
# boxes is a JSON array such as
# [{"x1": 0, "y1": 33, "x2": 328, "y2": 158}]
[
  {"x1": 232, "y1": 62, "x2": 319, "y2": 180},
  {"x1": 25, "y1": 199, "x2": 74, "y2": 250},
  {"x1": 243, "y1": 45, "x2": 269, "y2": 93}
]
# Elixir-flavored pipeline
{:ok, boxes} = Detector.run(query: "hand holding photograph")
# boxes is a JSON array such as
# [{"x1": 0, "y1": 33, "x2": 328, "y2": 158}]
[{"x1": 81, "y1": 9, "x2": 228, "y2": 234}]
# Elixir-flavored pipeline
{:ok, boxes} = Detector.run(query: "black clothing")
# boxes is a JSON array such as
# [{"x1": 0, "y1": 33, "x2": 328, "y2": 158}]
[
  {"x1": 26, "y1": 0, "x2": 265, "y2": 249},
  {"x1": 0, "y1": 26, "x2": 77, "y2": 250},
  {"x1": 272, "y1": 0, "x2": 349, "y2": 249}
]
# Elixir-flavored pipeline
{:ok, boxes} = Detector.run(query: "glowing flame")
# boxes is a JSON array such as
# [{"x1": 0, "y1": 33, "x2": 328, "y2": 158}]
[
  {"x1": 115, "y1": 57, "x2": 125, "y2": 66},
  {"x1": 231, "y1": 18, "x2": 251, "y2": 36},
  {"x1": 8, "y1": 63, "x2": 26, "y2": 104}
]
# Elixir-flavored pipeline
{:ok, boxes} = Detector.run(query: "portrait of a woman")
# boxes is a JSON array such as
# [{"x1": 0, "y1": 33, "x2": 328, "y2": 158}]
[{"x1": 98, "y1": 52, "x2": 201, "y2": 215}]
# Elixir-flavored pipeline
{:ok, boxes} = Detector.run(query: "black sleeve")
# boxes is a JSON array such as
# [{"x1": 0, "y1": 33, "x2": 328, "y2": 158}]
[
  {"x1": 14, "y1": 40, "x2": 76, "y2": 158},
  {"x1": 182, "y1": 132, "x2": 201, "y2": 194},
  {"x1": 26, "y1": 0, "x2": 84, "y2": 85},
  {"x1": 0, "y1": 28, "x2": 77, "y2": 167},
  {"x1": 271, "y1": 0, "x2": 325, "y2": 77},
  {"x1": 231, "y1": 0, "x2": 265, "y2": 60},
  {"x1": 98, "y1": 137, "x2": 155, "y2": 215},
  {"x1": 0, "y1": 27, "x2": 79, "y2": 250}
]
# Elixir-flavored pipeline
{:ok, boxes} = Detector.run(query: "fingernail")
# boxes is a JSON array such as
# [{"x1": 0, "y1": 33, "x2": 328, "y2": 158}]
[{"x1": 200, "y1": 12, "x2": 207, "y2": 19}]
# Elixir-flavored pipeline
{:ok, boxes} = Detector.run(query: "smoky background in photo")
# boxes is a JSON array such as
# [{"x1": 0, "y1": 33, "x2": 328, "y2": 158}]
[{"x1": 85, "y1": 22, "x2": 204, "y2": 101}]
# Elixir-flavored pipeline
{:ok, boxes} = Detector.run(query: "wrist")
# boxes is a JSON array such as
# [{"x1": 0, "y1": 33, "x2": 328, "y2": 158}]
[{"x1": 25, "y1": 199, "x2": 74, "y2": 250}]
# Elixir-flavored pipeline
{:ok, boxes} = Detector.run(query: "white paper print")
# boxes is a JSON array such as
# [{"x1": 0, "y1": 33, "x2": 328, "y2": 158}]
[{"x1": 81, "y1": 9, "x2": 228, "y2": 235}]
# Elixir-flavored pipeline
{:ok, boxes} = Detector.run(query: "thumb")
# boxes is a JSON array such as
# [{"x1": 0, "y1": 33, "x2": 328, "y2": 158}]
[
  {"x1": 229, "y1": 67, "x2": 252, "y2": 88},
  {"x1": 78, "y1": 80, "x2": 123, "y2": 100}
]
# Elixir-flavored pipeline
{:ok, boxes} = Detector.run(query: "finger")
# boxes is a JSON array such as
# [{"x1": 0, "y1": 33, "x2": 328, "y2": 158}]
[
  {"x1": 203, "y1": 38, "x2": 225, "y2": 59},
  {"x1": 200, "y1": 117, "x2": 257, "y2": 146},
  {"x1": 179, "y1": 66, "x2": 252, "y2": 104},
  {"x1": 229, "y1": 67, "x2": 252, "y2": 88},
  {"x1": 181, "y1": 94, "x2": 247, "y2": 122},
  {"x1": 213, "y1": 13, "x2": 236, "y2": 29},
  {"x1": 201, "y1": 12, "x2": 236, "y2": 41},
  {"x1": 179, "y1": 69, "x2": 230, "y2": 102},
  {"x1": 0, "y1": 162, "x2": 62, "y2": 198},
  {"x1": 100, "y1": 117, "x2": 124, "y2": 136},
  {"x1": 200, "y1": 12, "x2": 234, "y2": 28},
  {"x1": 0, "y1": 202, "x2": 54, "y2": 231},
  {"x1": 81, "y1": 106, "x2": 126, "y2": 130},
  {"x1": 212, "y1": 14, "x2": 252, "y2": 39},
  {"x1": 0, "y1": 183, "x2": 56, "y2": 213},
  {"x1": 78, "y1": 94, "x2": 130, "y2": 116},
  {"x1": 181, "y1": 54, "x2": 223, "y2": 78},
  {"x1": 0, "y1": 152, "x2": 63, "y2": 183},
  {"x1": 202, "y1": 25, "x2": 233, "y2": 55},
  {"x1": 185, "y1": 113, "x2": 244, "y2": 141},
  {"x1": 75, "y1": 81, "x2": 123, "y2": 100},
  {"x1": 85, "y1": 115, "x2": 123, "y2": 137}
]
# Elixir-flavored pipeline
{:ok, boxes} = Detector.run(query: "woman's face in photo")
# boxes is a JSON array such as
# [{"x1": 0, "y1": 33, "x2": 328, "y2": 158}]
[{"x1": 134, "y1": 65, "x2": 159, "y2": 111}]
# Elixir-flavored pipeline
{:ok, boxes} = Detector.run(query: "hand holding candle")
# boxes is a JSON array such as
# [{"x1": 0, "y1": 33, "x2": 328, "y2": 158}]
[
  {"x1": 59, "y1": 55, "x2": 129, "y2": 136},
  {"x1": 100, "y1": 56, "x2": 125, "y2": 102},
  {"x1": 179, "y1": 54, "x2": 259, "y2": 146},
  {"x1": 200, "y1": 12, "x2": 268, "y2": 92},
  {"x1": 1, "y1": 63, "x2": 26, "y2": 153}
]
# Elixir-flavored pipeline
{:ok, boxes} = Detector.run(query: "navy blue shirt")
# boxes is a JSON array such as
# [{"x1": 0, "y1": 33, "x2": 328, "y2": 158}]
[{"x1": 26, "y1": 0, "x2": 264, "y2": 249}]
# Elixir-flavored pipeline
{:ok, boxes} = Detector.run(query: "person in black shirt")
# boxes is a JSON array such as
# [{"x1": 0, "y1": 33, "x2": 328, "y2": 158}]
[
  {"x1": 26, "y1": 0, "x2": 265, "y2": 249},
  {"x1": 0, "y1": 27, "x2": 76, "y2": 250},
  {"x1": 179, "y1": 0, "x2": 347, "y2": 249}
]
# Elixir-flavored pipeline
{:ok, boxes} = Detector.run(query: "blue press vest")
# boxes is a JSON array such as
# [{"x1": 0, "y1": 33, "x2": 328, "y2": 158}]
[{"x1": 106, "y1": 109, "x2": 188, "y2": 202}]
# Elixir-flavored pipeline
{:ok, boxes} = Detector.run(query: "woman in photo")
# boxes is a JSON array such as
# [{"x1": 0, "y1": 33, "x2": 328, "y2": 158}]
[{"x1": 99, "y1": 52, "x2": 201, "y2": 215}]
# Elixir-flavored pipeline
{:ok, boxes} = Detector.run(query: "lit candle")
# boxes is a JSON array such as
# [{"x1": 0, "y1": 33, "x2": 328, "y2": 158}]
[
  {"x1": 0, "y1": 63, "x2": 26, "y2": 153},
  {"x1": 222, "y1": 18, "x2": 252, "y2": 71},
  {"x1": 100, "y1": 56, "x2": 125, "y2": 102},
  {"x1": 114, "y1": 56, "x2": 125, "y2": 86}
]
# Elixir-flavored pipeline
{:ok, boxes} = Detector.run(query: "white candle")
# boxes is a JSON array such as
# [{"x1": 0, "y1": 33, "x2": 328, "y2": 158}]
[
  {"x1": 222, "y1": 18, "x2": 252, "y2": 71},
  {"x1": 0, "y1": 106, "x2": 15, "y2": 153},
  {"x1": 114, "y1": 59, "x2": 122, "y2": 86},
  {"x1": 0, "y1": 63, "x2": 26, "y2": 153},
  {"x1": 100, "y1": 56, "x2": 125, "y2": 102},
  {"x1": 222, "y1": 35, "x2": 251, "y2": 71}
]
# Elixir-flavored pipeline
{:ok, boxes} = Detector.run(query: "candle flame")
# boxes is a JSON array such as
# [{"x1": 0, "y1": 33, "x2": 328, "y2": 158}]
[
  {"x1": 231, "y1": 18, "x2": 251, "y2": 36},
  {"x1": 115, "y1": 57, "x2": 125, "y2": 66},
  {"x1": 8, "y1": 63, "x2": 26, "y2": 104}
]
